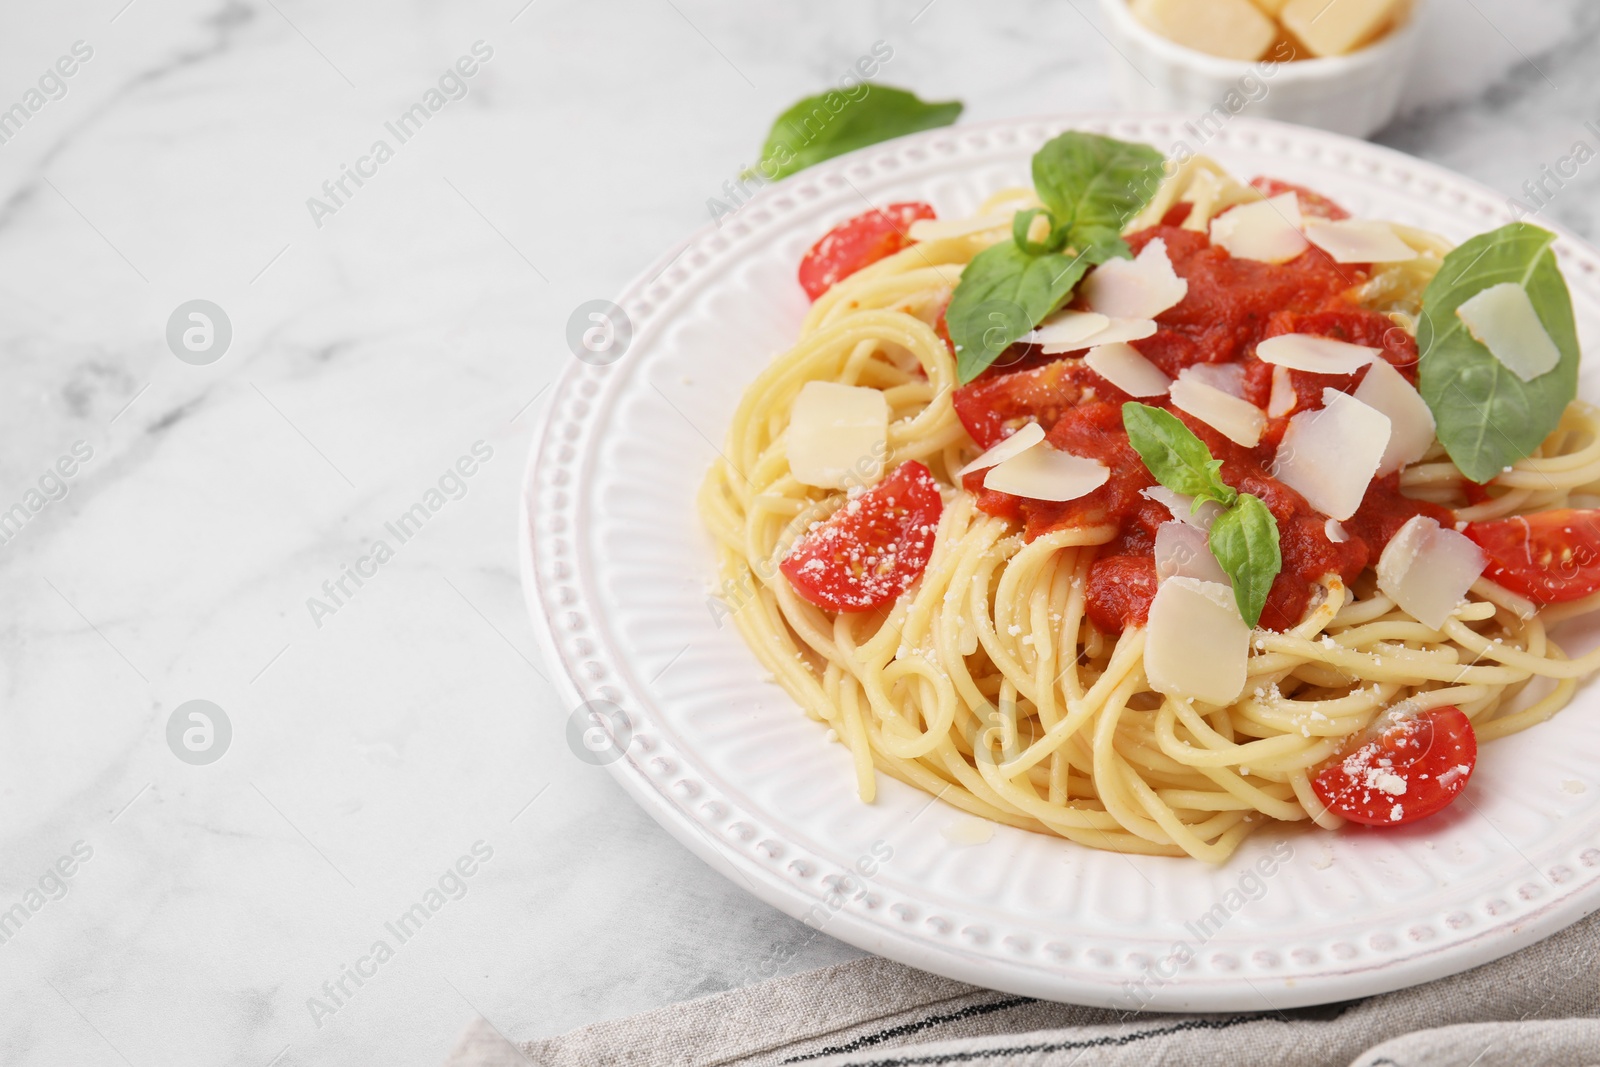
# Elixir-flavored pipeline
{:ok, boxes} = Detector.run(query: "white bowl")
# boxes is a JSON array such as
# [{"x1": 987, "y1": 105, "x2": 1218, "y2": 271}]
[{"x1": 1096, "y1": 0, "x2": 1426, "y2": 139}]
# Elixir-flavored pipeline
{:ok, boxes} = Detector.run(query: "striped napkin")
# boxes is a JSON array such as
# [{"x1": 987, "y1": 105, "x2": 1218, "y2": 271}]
[{"x1": 445, "y1": 909, "x2": 1600, "y2": 1066}]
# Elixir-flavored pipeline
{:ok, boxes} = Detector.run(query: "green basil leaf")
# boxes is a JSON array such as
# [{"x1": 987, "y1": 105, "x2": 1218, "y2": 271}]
[
  {"x1": 1031, "y1": 132, "x2": 1167, "y2": 252},
  {"x1": 1011, "y1": 208, "x2": 1069, "y2": 256},
  {"x1": 1207, "y1": 493, "x2": 1281, "y2": 628},
  {"x1": 947, "y1": 242, "x2": 1099, "y2": 383},
  {"x1": 754, "y1": 86, "x2": 962, "y2": 182},
  {"x1": 1120, "y1": 402, "x2": 1237, "y2": 509},
  {"x1": 1417, "y1": 222, "x2": 1580, "y2": 483},
  {"x1": 942, "y1": 133, "x2": 1167, "y2": 384}
]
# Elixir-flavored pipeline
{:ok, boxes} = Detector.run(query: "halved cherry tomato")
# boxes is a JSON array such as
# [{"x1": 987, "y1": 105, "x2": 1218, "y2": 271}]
[
  {"x1": 1464, "y1": 509, "x2": 1600, "y2": 604},
  {"x1": 1250, "y1": 177, "x2": 1350, "y2": 221},
  {"x1": 779, "y1": 461, "x2": 944, "y2": 612},
  {"x1": 952, "y1": 358, "x2": 1115, "y2": 449},
  {"x1": 1311, "y1": 706, "x2": 1476, "y2": 827},
  {"x1": 797, "y1": 202, "x2": 936, "y2": 301}
]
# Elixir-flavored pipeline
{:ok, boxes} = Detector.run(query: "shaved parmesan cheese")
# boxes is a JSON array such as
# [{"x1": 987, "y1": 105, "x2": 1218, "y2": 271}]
[
  {"x1": 1376, "y1": 515, "x2": 1487, "y2": 630},
  {"x1": 1352, "y1": 360, "x2": 1435, "y2": 475},
  {"x1": 1256, "y1": 334, "x2": 1380, "y2": 375},
  {"x1": 908, "y1": 213, "x2": 1013, "y2": 241},
  {"x1": 1182, "y1": 363, "x2": 1247, "y2": 399},
  {"x1": 1142, "y1": 485, "x2": 1224, "y2": 530},
  {"x1": 1304, "y1": 219, "x2": 1418, "y2": 263},
  {"x1": 984, "y1": 445, "x2": 1109, "y2": 502},
  {"x1": 1326, "y1": 518, "x2": 1349, "y2": 543},
  {"x1": 1268, "y1": 364, "x2": 1296, "y2": 417},
  {"x1": 1144, "y1": 577, "x2": 1251, "y2": 706},
  {"x1": 956, "y1": 422, "x2": 1045, "y2": 477},
  {"x1": 1455, "y1": 282, "x2": 1562, "y2": 383},
  {"x1": 787, "y1": 381, "x2": 888, "y2": 490},
  {"x1": 1037, "y1": 317, "x2": 1158, "y2": 354},
  {"x1": 1155, "y1": 521, "x2": 1229, "y2": 585},
  {"x1": 1079, "y1": 238, "x2": 1189, "y2": 320},
  {"x1": 1272, "y1": 389, "x2": 1391, "y2": 520},
  {"x1": 1210, "y1": 194, "x2": 1308, "y2": 264},
  {"x1": 1071, "y1": 319, "x2": 1158, "y2": 351},
  {"x1": 1029, "y1": 311, "x2": 1111, "y2": 350},
  {"x1": 1084, "y1": 342, "x2": 1172, "y2": 397},
  {"x1": 1180, "y1": 167, "x2": 1264, "y2": 234},
  {"x1": 1170, "y1": 374, "x2": 1266, "y2": 447}
]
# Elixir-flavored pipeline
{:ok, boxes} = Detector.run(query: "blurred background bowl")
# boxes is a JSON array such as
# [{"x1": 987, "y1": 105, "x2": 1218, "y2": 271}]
[{"x1": 1097, "y1": 0, "x2": 1427, "y2": 139}]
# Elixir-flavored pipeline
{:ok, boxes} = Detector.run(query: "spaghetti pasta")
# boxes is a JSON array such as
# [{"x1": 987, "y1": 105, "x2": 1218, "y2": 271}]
[{"x1": 698, "y1": 157, "x2": 1600, "y2": 862}]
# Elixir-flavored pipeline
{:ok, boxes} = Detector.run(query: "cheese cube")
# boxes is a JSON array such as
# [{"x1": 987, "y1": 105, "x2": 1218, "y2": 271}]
[
  {"x1": 787, "y1": 381, "x2": 888, "y2": 490},
  {"x1": 1131, "y1": 0, "x2": 1278, "y2": 61},
  {"x1": 1281, "y1": 0, "x2": 1401, "y2": 57}
]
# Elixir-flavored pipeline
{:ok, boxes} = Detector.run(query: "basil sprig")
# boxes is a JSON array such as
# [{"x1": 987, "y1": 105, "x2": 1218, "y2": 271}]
[
  {"x1": 947, "y1": 132, "x2": 1167, "y2": 384},
  {"x1": 754, "y1": 86, "x2": 962, "y2": 183},
  {"x1": 1417, "y1": 222, "x2": 1579, "y2": 483},
  {"x1": 1122, "y1": 402, "x2": 1282, "y2": 628}
]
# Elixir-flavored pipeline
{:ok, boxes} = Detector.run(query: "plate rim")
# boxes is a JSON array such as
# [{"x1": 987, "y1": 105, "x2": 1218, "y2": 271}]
[{"x1": 520, "y1": 111, "x2": 1600, "y2": 1010}]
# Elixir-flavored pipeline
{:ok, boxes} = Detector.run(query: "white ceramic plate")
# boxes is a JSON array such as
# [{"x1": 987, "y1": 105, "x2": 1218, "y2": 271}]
[{"x1": 521, "y1": 114, "x2": 1600, "y2": 1011}]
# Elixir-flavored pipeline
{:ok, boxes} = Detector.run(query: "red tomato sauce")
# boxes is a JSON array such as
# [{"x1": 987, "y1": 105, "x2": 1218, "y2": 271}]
[{"x1": 954, "y1": 221, "x2": 1452, "y2": 635}]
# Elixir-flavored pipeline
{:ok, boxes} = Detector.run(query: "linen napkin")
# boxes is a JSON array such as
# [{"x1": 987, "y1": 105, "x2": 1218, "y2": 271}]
[{"x1": 445, "y1": 907, "x2": 1600, "y2": 1066}]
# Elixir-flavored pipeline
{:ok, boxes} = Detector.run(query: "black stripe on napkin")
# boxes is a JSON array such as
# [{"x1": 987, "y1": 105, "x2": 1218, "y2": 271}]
[
  {"x1": 807, "y1": 1013, "x2": 1277, "y2": 1066},
  {"x1": 783, "y1": 996, "x2": 1039, "y2": 1063}
]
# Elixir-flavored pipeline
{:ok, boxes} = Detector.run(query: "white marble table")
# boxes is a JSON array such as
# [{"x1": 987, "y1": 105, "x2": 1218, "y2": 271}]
[{"x1": 0, "y1": 1, "x2": 1593, "y2": 1063}]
